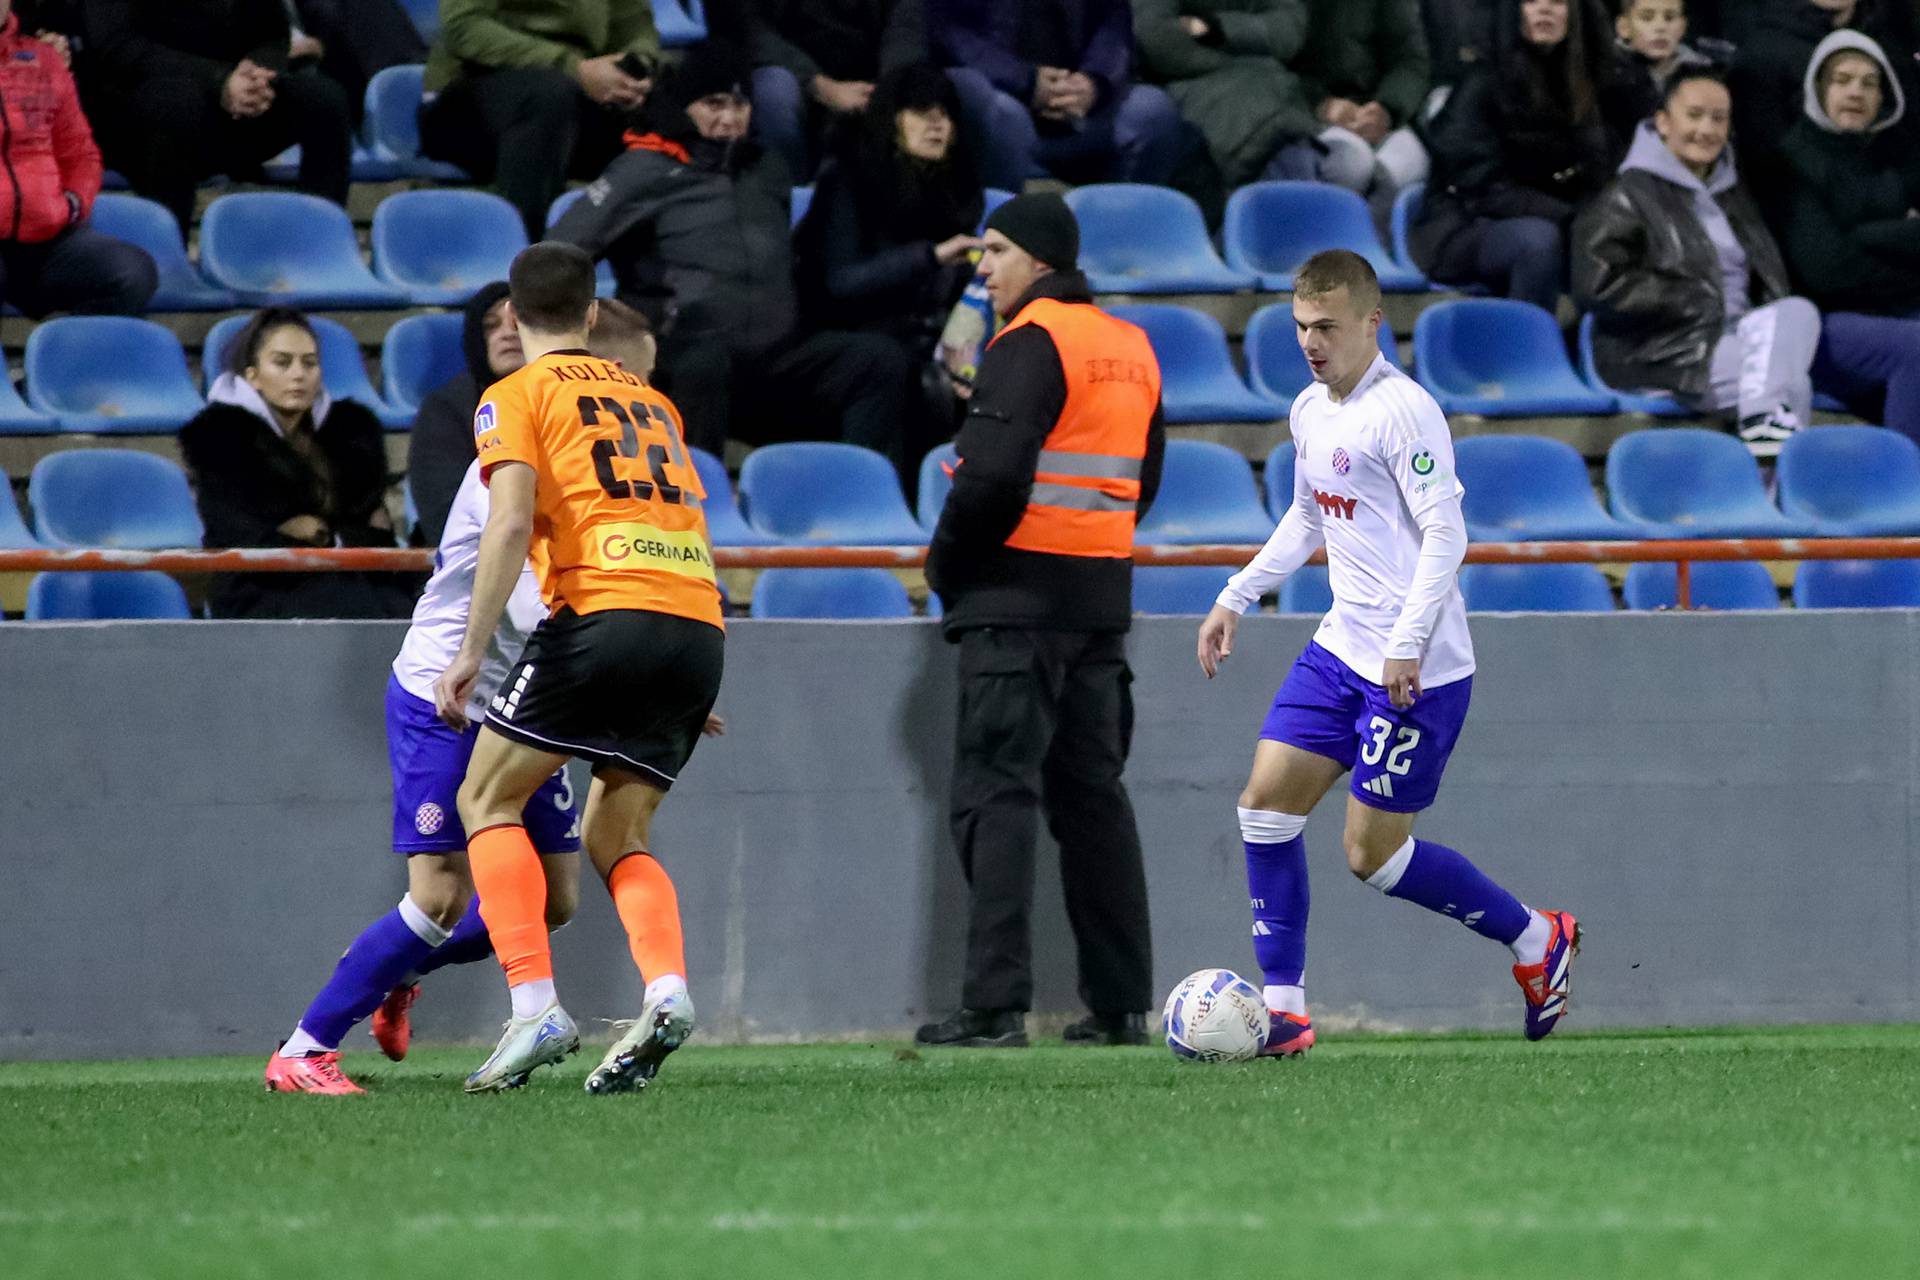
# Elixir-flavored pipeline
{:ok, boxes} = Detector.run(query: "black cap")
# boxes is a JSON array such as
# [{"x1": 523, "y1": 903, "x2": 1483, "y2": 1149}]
[
  {"x1": 671, "y1": 39, "x2": 752, "y2": 106},
  {"x1": 983, "y1": 192, "x2": 1079, "y2": 271}
]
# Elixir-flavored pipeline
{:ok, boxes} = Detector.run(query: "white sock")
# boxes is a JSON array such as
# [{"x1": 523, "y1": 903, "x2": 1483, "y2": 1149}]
[
  {"x1": 397, "y1": 894, "x2": 452, "y2": 947},
  {"x1": 509, "y1": 977, "x2": 557, "y2": 1021},
  {"x1": 1364, "y1": 837, "x2": 1417, "y2": 894},
  {"x1": 1264, "y1": 984, "x2": 1307, "y2": 1017},
  {"x1": 1511, "y1": 910, "x2": 1551, "y2": 966},
  {"x1": 644, "y1": 973, "x2": 688, "y2": 1006},
  {"x1": 279, "y1": 1026, "x2": 331, "y2": 1058}
]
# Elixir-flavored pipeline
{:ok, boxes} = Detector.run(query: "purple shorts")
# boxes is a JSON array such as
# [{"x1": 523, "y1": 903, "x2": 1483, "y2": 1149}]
[
  {"x1": 1258, "y1": 642, "x2": 1472, "y2": 814},
  {"x1": 385, "y1": 675, "x2": 582, "y2": 855}
]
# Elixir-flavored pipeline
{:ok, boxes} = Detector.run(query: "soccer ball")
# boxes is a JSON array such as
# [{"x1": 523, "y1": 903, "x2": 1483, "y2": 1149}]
[{"x1": 1162, "y1": 969, "x2": 1269, "y2": 1062}]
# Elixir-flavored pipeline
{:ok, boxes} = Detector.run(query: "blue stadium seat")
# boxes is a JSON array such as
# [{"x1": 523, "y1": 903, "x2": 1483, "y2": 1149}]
[
  {"x1": 688, "y1": 446, "x2": 775, "y2": 546},
  {"x1": 397, "y1": 0, "x2": 439, "y2": 41},
  {"x1": 1607, "y1": 428, "x2": 1820, "y2": 538},
  {"x1": 790, "y1": 185, "x2": 813, "y2": 227},
  {"x1": 1776, "y1": 426, "x2": 1920, "y2": 536},
  {"x1": 0, "y1": 473, "x2": 38, "y2": 547},
  {"x1": 364, "y1": 65, "x2": 469, "y2": 181},
  {"x1": 737, "y1": 442, "x2": 927, "y2": 545},
  {"x1": 29, "y1": 450, "x2": 203, "y2": 548},
  {"x1": 88, "y1": 194, "x2": 236, "y2": 311},
  {"x1": 1793, "y1": 559, "x2": 1920, "y2": 608},
  {"x1": 1243, "y1": 302, "x2": 1403, "y2": 403},
  {"x1": 750, "y1": 567, "x2": 913, "y2": 619},
  {"x1": 1576, "y1": 315, "x2": 1692, "y2": 418},
  {"x1": 200, "y1": 193, "x2": 410, "y2": 308},
  {"x1": 1390, "y1": 180, "x2": 1423, "y2": 274},
  {"x1": 1415, "y1": 299, "x2": 1618, "y2": 417},
  {"x1": 917, "y1": 442, "x2": 958, "y2": 532},
  {"x1": 203, "y1": 315, "x2": 409, "y2": 429},
  {"x1": 1279, "y1": 564, "x2": 1332, "y2": 613},
  {"x1": 1460, "y1": 563, "x2": 1616, "y2": 612},
  {"x1": 25, "y1": 318, "x2": 203, "y2": 432},
  {"x1": 546, "y1": 189, "x2": 619, "y2": 293},
  {"x1": 1222, "y1": 181, "x2": 1428, "y2": 292},
  {"x1": 27, "y1": 570, "x2": 191, "y2": 620},
  {"x1": 1135, "y1": 440, "x2": 1275, "y2": 544},
  {"x1": 1133, "y1": 565, "x2": 1235, "y2": 615},
  {"x1": 655, "y1": 0, "x2": 709, "y2": 48},
  {"x1": 1064, "y1": 185, "x2": 1257, "y2": 294},
  {"x1": 372, "y1": 190, "x2": 529, "y2": 306},
  {"x1": 1455, "y1": 435, "x2": 1637, "y2": 541},
  {"x1": 0, "y1": 373, "x2": 56, "y2": 434},
  {"x1": 1263, "y1": 440, "x2": 1295, "y2": 519},
  {"x1": 1623, "y1": 562, "x2": 1780, "y2": 611},
  {"x1": 381, "y1": 313, "x2": 467, "y2": 412},
  {"x1": 1105, "y1": 304, "x2": 1284, "y2": 422}
]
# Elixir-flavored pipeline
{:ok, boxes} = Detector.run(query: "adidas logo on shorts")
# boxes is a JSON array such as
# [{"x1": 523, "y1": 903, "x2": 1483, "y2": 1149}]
[{"x1": 1361, "y1": 775, "x2": 1395, "y2": 800}]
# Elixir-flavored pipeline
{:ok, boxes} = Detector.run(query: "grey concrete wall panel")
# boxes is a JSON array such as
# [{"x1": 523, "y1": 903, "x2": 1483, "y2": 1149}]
[{"x1": 1, "y1": 611, "x2": 1915, "y2": 1060}]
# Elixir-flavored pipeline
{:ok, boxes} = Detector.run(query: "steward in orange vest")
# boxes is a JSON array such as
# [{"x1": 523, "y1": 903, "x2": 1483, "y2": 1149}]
[{"x1": 919, "y1": 193, "x2": 1164, "y2": 1051}]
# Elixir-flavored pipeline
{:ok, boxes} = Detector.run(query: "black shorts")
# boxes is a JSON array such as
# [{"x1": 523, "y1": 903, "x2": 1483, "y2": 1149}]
[{"x1": 485, "y1": 607, "x2": 724, "y2": 788}]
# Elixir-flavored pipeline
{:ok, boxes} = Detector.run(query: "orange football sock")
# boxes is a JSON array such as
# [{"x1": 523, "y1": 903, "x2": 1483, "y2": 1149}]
[
  {"x1": 606, "y1": 852, "x2": 686, "y2": 983},
  {"x1": 468, "y1": 824, "x2": 552, "y2": 986}
]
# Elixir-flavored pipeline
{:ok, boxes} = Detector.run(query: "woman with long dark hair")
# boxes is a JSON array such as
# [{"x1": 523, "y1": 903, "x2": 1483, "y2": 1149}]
[
  {"x1": 1410, "y1": 0, "x2": 1623, "y2": 309},
  {"x1": 180, "y1": 307, "x2": 413, "y2": 618}
]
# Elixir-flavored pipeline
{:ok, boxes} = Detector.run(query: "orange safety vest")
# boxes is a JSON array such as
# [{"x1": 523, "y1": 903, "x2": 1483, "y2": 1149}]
[{"x1": 990, "y1": 297, "x2": 1161, "y2": 559}]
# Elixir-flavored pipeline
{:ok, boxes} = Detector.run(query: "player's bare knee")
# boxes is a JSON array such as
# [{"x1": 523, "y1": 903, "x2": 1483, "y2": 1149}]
[
  {"x1": 1344, "y1": 833, "x2": 1391, "y2": 879},
  {"x1": 419, "y1": 884, "x2": 470, "y2": 930}
]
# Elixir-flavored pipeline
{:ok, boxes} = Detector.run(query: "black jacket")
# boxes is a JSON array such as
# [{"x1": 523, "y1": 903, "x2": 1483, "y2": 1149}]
[
  {"x1": 406, "y1": 280, "x2": 510, "y2": 546},
  {"x1": 181, "y1": 397, "x2": 413, "y2": 618},
  {"x1": 1572, "y1": 147, "x2": 1791, "y2": 398},
  {"x1": 1778, "y1": 93, "x2": 1920, "y2": 314},
  {"x1": 926, "y1": 271, "x2": 1164, "y2": 636},
  {"x1": 550, "y1": 136, "x2": 797, "y2": 356},
  {"x1": 745, "y1": 0, "x2": 929, "y2": 85},
  {"x1": 1409, "y1": 53, "x2": 1620, "y2": 272}
]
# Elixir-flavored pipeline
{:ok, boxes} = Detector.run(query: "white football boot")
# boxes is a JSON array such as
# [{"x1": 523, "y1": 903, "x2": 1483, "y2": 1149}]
[
  {"x1": 584, "y1": 983, "x2": 695, "y2": 1096},
  {"x1": 463, "y1": 1003, "x2": 580, "y2": 1093}
]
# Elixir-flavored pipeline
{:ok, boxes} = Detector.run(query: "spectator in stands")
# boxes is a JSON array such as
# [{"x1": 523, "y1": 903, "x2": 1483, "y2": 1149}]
[
  {"x1": 77, "y1": 0, "x2": 357, "y2": 234},
  {"x1": 286, "y1": 0, "x2": 429, "y2": 121},
  {"x1": 420, "y1": 0, "x2": 661, "y2": 241},
  {"x1": 1422, "y1": 0, "x2": 1499, "y2": 86},
  {"x1": 182, "y1": 307, "x2": 412, "y2": 619},
  {"x1": 551, "y1": 40, "x2": 921, "y2": 472},
  {"x1": 1130, "y1": 0, "x2": 1318, "y2": 189},
  {"x1": 1602, "y1": 0, "x2": 1714, "y2": 139},
  {"x1": 0, "y1": 1, "x2": 154, "y2": 317},
  {"x1": 1731, "y1": 0, "x2": 1919, "y2": 196},
  {"x1": 1778, "y1": 31, "x2": 1920, "y2": 316},
  {"x1": 1574, "y1": 70, "x2": 1920, "y2": 448},
  {"x1": 929, "y1": 0, "x2": 1183, "y2": 190},
  {"x1": 795, "y1": 63, "x2": 983, "y2": 453},
  {"x1": 1275, "y1": 0, "x2": 1434, "y2": 209},
  {"x1": 406, "y1": 281, "x2": 521, "y2": 547},
  {"x1": 744, "y1": 0, "x2": 930, "y2": 182},
  {"x1": 1411, "y1": 0, "x2": 1623, "y2": 311}
]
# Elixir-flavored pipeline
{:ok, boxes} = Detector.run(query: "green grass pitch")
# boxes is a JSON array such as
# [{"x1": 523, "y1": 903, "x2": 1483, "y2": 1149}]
[{"x1": 4, "y1": 1026, "x2": 1918, "y2": 1279}]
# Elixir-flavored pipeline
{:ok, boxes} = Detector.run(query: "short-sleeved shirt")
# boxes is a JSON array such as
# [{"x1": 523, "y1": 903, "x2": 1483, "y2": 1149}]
[
  {"x1": 474, "y1": 351, "x2": 724, "y2": 630},
  {"x1": 1289, "y1": 353, "x2": 1474, "y2": 688}
]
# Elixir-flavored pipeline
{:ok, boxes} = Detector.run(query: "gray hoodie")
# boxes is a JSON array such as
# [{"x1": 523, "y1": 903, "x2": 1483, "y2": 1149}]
[
  {"x1": 1803, "y1": 29, "x2": 1907, "y2": 135},
  {"x1": 1619, "y1": 119, "x2": 1750, "y2": 322}
]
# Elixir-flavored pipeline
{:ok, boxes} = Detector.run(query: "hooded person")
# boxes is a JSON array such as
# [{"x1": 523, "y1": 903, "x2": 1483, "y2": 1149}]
[
  {"x1": 405, "y1": 281, "x2": 525, "y2": 547},
  {"x1": 551, "y1": 39, "x2": 921, "y2": 469},
  {"x1": 1778, "y1": 29, "x2": 1920, "y2": 314}
]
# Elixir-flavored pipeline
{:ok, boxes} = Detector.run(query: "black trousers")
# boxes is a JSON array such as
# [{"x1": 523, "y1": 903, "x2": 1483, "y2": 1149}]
[
  {"x1": 950, "y1": 626, "x2": 1152, "y2": 1014},
  {"x1": 420, "y1": 67, "x2": 628, "y2": 241},
  {"x1": 98, "y1": 68, "x2": 354, "y2": 232},
  {"x1": 0, "y1": 226, "x2": 157, "y2": 317}
]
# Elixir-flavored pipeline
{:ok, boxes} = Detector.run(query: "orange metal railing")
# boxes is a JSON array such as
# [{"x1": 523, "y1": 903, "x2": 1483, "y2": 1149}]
[{"x1": 6, "y1": 538, "x2": 1920, "y2": 609}]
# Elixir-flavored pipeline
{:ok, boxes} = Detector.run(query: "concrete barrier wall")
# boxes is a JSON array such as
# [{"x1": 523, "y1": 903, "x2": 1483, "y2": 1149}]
[{"x1": 3, "y1": 611, "x2": 1916, "y2": 1060}]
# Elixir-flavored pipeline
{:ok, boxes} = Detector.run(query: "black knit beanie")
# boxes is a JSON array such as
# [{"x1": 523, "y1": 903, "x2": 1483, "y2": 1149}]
[{"x1": 983, "y1": 192, "x2": 1079, "y2": 271}]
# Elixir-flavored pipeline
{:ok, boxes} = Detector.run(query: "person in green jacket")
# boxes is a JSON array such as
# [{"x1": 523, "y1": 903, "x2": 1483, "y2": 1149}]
[
  {"x1": 1274, "y1": 0, "x2": 1432, "y2": 206},
  {"x1": 420, "y1": 0, "x2": 662, "y2": 240},
  {"x1": 1778, "y1": 28, "x2": 1920, "y2": 316}
]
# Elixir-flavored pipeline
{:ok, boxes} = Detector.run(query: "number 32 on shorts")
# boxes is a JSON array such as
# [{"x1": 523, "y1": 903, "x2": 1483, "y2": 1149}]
[{"x1": 1360, "y1": 716, "x2": 1421, "y2": 775}]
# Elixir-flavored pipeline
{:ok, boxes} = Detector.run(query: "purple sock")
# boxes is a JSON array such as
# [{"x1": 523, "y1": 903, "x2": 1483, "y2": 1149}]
[
  {"x1": 415, "y1": 898, "x2": 494, "y2": 976},
  {"x1": 1373, "y1": 838, "x2": 1530, "y2": 946},
  {"x1": 296, "y1": 906, "x2": 439, "y2": 1049},
  {"x1": 1241, "y1": 810, "x2": 1309, "y2": 989}
]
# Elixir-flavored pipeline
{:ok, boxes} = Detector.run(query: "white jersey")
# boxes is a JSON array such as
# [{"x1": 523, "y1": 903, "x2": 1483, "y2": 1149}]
[
  {"x1": 391, "y1": 462, "x2": 548, "y2": 719},
  {"x1": 1223, "y1": 353, "x2": 1475, "y2": 687}
]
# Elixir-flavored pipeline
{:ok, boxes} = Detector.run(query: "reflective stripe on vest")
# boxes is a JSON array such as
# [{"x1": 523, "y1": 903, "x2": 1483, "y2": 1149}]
[{"x1": 992, "y1": 297, "x2": 1160, "y2": 559}]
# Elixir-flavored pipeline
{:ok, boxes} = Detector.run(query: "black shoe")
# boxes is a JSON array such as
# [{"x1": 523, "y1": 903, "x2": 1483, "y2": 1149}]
[
  {"x1": 1062, "y1": 1011, "x2": 1150, "y2": 1046},
  {"x1": 914, "y1": 1008, "x2": 1028, "y2": 1048}
]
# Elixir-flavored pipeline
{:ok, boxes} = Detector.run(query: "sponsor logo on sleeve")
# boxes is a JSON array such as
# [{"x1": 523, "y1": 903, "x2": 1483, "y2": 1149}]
[
  {"x1": 474, "y1": 400, "x2": 497, "y2": 442},
  {"x1": 1411, "y1": 450, "x2": 1435, "y2": 476}
]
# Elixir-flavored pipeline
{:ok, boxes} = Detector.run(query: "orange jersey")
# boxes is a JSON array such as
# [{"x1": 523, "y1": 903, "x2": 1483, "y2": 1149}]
[{"x1": 474, "y1": 351, "x2": 723, "y2": 629}]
